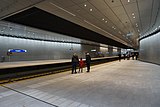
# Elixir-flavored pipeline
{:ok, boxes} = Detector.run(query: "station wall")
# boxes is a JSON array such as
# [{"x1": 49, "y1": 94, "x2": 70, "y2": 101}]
[
  {"x1": 139, "y1": 32, "x2": 160, "y2": 65},
  {"x1": 0, "y1": 21, "x2": 118, "y2": 62}
]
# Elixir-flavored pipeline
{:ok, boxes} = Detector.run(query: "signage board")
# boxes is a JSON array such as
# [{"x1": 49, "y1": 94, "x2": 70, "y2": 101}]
[{"x1": 8, "y1": 49, "x2": 27, "y2": 53}]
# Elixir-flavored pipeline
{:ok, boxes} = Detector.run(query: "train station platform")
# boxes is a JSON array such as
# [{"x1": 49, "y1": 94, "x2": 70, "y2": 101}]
[
  {"x1": 0, "y1": 57, "x2": 118, "y2": 81},
  {"x1": 0, "y1": 57, "x2": 117, "y2": 69},
  {"x1": 0, "y1": 59, "x2": 70, "y2": 69},
  {"x1": 0, "y1": 60, "x2": 160, "y2": 107}
]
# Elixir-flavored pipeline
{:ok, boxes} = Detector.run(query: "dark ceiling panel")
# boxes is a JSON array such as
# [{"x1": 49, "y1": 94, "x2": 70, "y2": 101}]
[{"x1": 3, "y1": 7, "x2": 130, "y2": 48}]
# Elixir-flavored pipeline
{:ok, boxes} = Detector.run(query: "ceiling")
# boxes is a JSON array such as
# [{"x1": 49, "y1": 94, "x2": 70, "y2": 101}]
[{"x1": 0, "y1": 0, "x2": 160, "y2": 49}]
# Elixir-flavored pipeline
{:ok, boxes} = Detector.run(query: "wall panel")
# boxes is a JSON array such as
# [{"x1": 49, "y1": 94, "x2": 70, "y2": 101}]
[
  {"x1": 139, "y1": 32, "x2": 160, "y2": 65},
  {"x1": 0, "y1": 21, "x2": 119, "y2": 62}
]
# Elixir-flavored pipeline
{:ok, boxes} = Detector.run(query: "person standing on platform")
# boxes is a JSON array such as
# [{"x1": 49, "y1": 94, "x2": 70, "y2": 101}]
[
  {"x1": 118, "y1": 53, "x2": 121, "y2": 62},
  {"x1": 79, "y1": 58, "x2": 84, "y2": 73},
  {"x1": 132, "y1": 52, "x2": 135, "y2": 60},
  {"x1": 72, "y1": 53, "x2": 79, "y2": 74},
  {"x1": 123, "y1": 53, "x2": 126, "y2": 60},
  {"x1": 86, "y1": 53, "x2": 91, "y2": 72},
  {"x1": 135, "y1": 52, "x2": 139, "y2": 60}
]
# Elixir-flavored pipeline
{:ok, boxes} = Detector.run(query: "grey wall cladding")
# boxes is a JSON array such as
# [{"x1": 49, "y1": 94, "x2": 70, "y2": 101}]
[
  {"x1": 0, "y1": 21, "x2": 115, "y2": 62},
  {"x1": 0, "y1": 36, "x2": 83, "y2": 61},
  {"x1": 139, "y1": 32, "x2": 160, "y2": 65}
]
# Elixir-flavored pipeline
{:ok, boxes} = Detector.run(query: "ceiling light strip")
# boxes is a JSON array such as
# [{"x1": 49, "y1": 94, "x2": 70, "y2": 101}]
[
  {"x1": 84, "y1": 20, "x2": 101, "y2": 29},
  {"x1": 50, "y1": 2, "x2": 76, "y2": 16},
  {"x1": 84, "y1": 20, "x2": 128, "y2": 46}
]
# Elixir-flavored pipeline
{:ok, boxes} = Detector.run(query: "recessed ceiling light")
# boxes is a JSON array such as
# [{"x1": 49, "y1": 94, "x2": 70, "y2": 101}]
[
  {"x1": 128, "y1": 0, "x2": 130, "y2": 2},
  {"x1": 90, "y1": 9, "x2": 93, "y2": 11},
  {"x1": 105, "y1": 21, "x2": 108, "y2": 23},
  {"x1": 102, "y1": 18, "x2": 105, "y2": 21},
  {"x1": 133, "y1": 16, "x2": 135, "y2": 18},
  {"x1": 84, "y1": 4, "x2": 87, "y2": 7},
  {"x1": 132, "y1": 13, "x2": 134, "y2": 15}
]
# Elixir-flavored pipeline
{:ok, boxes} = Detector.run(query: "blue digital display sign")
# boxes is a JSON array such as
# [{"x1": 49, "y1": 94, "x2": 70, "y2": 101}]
[{"x1": 8, "y1": 49, "x2": 27, "y2": 53}]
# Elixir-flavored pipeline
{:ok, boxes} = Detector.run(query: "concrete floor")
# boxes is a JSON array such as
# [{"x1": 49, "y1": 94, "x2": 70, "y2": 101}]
[{"x1": 0, "y1": 60, "x2": 160, "y2": 107}]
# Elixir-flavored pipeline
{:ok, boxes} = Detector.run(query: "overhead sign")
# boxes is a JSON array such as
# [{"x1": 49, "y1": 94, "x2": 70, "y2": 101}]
[{"x1": 8, "y1": 49, "x2": 27, "y2": 53}]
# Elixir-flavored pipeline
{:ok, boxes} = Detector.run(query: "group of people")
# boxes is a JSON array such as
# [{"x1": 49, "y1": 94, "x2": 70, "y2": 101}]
[
  {"x1": 71, "y1": 53, "x2": 91, "y2": 74},
  {"x1": 118, "y1": 52, "x2": 139, "y2": 61}
]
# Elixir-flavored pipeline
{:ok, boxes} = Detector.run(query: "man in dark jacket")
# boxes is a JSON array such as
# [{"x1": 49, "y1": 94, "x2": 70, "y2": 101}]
[
  {"x1": 86, "y1": 53, "x2": 91, "y2": 72},
  {"x1": 118, "y1": 53, "x2": 121, "y2": 62},
  {"x1": 72, "y1": 53, "x2": 79, "y2": 74}
]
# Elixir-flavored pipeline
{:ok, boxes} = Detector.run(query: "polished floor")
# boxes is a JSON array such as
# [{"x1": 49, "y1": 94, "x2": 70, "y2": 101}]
[{"x1": 0, "y1": 60, "x2": 160, "y2": 107}]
